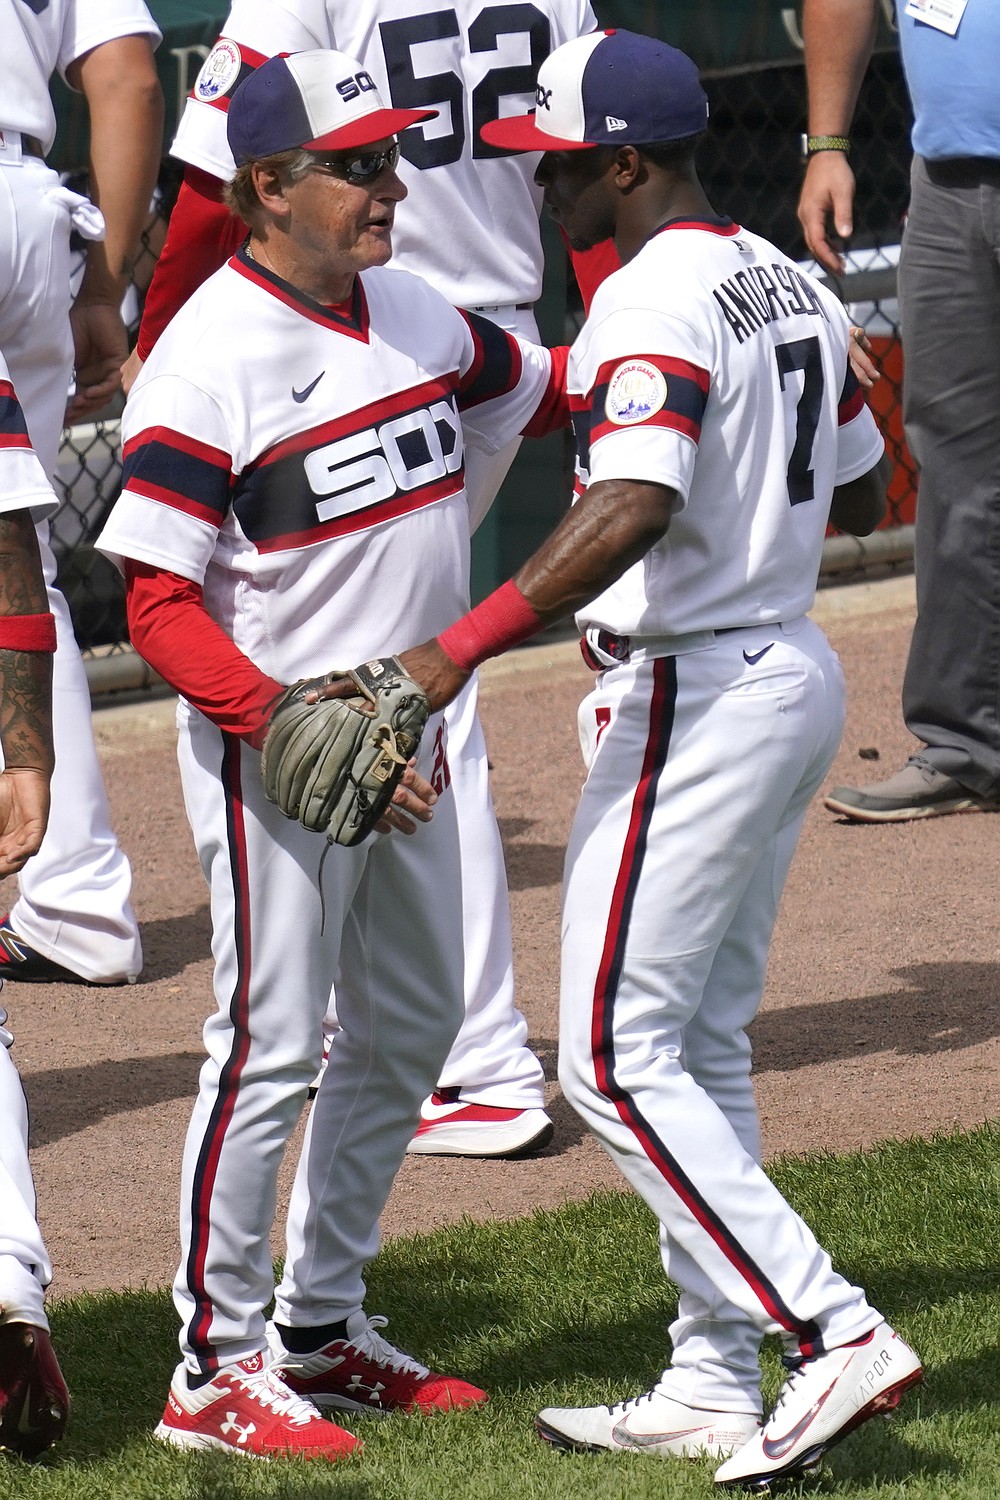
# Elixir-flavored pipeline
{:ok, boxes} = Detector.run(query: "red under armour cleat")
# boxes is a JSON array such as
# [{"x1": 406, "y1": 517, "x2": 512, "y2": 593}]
[
  {"x1": 268, "y1": 1312, "x2": 488, "y2": 1415},
  {"x1": 153, "y1": 1350, "x2": 361, "y2": 1460}
]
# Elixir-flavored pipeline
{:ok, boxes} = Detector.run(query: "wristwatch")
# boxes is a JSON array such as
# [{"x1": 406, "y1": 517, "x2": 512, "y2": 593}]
[{"x1": 801, "y1": 134, "x2": 851, "y2": 161}]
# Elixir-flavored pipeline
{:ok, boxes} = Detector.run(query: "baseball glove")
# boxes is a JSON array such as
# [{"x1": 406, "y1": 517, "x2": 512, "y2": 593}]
[{"x1": 260, "y1": 656, "x2": 430, "y2": 847}]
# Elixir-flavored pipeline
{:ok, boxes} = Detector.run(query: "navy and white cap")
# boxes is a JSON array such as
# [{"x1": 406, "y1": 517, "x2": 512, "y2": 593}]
[
  {"x1": 227, "y1": 49, "x2": 438, "y2": 164},
  {"x1": 480, "y1": 29, "x2": 708, "y2": 153}
]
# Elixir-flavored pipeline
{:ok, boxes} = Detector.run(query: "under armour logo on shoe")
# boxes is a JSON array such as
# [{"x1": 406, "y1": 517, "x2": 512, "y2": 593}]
[
  {"x1": 606, "y1": 115, "x2": 628, "y2": 131},
  {"x1": 347, "y1": 1374, "x2": 387, "y2": 1402},
  {"x1": 221, "y1": 1413, "x2": 257, "y2": 1444}
]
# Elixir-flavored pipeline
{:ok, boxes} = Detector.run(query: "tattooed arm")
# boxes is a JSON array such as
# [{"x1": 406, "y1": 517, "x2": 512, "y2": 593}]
[{"x1": 0, "y1": 513, "x2": 54, "y2": 876}]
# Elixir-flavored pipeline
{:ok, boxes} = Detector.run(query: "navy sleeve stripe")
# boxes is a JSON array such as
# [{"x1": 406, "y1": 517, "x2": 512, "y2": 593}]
[
  {"x1": 458, "y1": 311, "x2": 523, "y2": 409},
  {"x1": 122, "y1": 435, "x2": 232, "y2": 521}
]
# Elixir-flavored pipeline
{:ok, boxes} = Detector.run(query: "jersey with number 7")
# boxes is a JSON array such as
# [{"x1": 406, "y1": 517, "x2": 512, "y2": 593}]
[
  {"x1": 569, "y1": 218, "x2": 883, "y2": 641},
  {"x1": 173, "y1": 0, "x2": 596, "y2": 310}
]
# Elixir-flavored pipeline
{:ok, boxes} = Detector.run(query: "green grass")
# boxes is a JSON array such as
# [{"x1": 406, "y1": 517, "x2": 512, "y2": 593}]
[{"x1": 3, "y1": 1125, "x2": 998, "y2": 1499}]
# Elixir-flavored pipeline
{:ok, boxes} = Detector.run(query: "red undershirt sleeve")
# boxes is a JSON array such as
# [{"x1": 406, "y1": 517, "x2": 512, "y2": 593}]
[
  {"x1": 136, "y1": 167, "x2": 246, "y2": 360},
  {"x1": 124, "y1": 560, "x2": 283, "y2": 749}
]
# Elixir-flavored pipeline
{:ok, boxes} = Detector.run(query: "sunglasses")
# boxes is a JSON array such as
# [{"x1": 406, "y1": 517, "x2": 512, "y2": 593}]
[{"x1": 307, "y1": 142, "x2": 401, "y2": 185}]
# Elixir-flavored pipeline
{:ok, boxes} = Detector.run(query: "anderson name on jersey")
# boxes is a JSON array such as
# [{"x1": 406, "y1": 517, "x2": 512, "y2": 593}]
[
  {"x1": 569, "y1": 217, "x2": 884, "y2": 643},
  {"x1": 98, "y1": 251, "x2": 562, "y2": 681},
  {"x1": 171, "y1": 0, "x2": 595, "y2": 309}
]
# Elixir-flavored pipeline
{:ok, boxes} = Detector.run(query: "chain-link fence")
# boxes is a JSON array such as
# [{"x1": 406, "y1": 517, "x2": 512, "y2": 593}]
[{"x1": 55, "y1": 45, "x2": 916, "y2": 661}]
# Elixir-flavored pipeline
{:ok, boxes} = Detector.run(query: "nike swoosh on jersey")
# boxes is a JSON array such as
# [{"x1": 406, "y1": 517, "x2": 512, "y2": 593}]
[
  {"x1": 743, "y1": 644, "x2": 774, "y2": 665},
  {"x1": 292, "y1": 372, "x2": 326, "y2": 403}
]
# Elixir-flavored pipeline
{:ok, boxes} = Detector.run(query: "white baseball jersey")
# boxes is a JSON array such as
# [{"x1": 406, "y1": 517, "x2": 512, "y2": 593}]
[
  {"x1": 0, "y1": 0, "x2": 160, "y2": 155},
  {"x1": 99, "y1": 250, "x2": 558, "y2": 678},
  {"x1": 0, "y1": 354, "x2": 57, "y2": 520},
  {"x1": 172, "y1": 0, "x2": 595, "y2": 308},
  {"x1": 569, "y1": 218, "x2": 884, "y2": 641}
]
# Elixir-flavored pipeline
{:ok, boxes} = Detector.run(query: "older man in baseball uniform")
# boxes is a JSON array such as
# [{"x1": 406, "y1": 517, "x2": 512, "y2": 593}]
[
  {"x1": 98, "y1": 51, "x2": 567, "y2": 1459},
  {"x1": 126, "y1": 0, "x2": 601, "y2": 1157},
  {"x1": 394, "y1": 30, "x2": 923, "y2": 1491}
]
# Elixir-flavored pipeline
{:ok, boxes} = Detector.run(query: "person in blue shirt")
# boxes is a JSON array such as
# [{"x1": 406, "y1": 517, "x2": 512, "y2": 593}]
[{"x1": 798, "y1": 0, "x2": 1000, "y2": 823}]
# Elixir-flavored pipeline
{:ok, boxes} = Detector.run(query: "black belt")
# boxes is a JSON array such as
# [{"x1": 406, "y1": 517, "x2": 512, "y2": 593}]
[{"x1": 924, "y1": 155, "x2": 1000, "y2": 187}]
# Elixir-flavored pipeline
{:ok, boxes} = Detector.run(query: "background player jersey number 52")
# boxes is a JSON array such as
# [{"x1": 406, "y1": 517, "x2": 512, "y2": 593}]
[{"x1": 381, "y1": 4, "x2": 551, "y2": 168}]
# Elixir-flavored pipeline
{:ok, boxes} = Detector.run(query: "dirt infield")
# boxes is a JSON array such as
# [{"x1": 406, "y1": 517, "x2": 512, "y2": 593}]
[{"x1": 5, "y1": 575, "x2": 999, "y2": 1300}]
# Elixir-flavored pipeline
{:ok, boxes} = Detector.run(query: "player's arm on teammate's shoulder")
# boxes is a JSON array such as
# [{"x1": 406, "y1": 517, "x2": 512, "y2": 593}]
[
  {"x1": 829, "y1": 449, "x2": 890, "y2": 537},
  {"x1": 0, "y1": 511, "x2": 55, "y2": 875},
  {"x1": 66, "y1": 33, "x2": 164, "y2": 422},
  {"x1": 400, "y1": 476, "x2": 677, "y2": 711},
  {"x1": 797, "y1": 0, "x2": 879, "y2": 275}
]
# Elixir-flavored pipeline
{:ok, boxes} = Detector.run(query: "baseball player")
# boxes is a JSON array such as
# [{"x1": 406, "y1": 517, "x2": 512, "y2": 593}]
[
  {"x1": 0, "y1": 353, "x2": 69, "y2": 1459},
  {"x1": 127, "y1": 0, "x2": 598, "y2": 1157},
  {"x1": 97, "y1": 51, "x2": 568, "y2": 1458},
  {"x1": 392, "y1": 30, "x2": 923, "y2": 1490},
  {"x1": 0, "y1": 0, "x2": 163, "y2": 986}
]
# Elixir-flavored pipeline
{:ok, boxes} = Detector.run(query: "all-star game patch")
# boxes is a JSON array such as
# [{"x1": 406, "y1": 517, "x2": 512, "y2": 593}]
[
  {"x1": 605, "y1": 360, "x2": 668, "y2": 426},
  {"x1": 194, "y1": 40, "x2": 243, "y2": 102}
]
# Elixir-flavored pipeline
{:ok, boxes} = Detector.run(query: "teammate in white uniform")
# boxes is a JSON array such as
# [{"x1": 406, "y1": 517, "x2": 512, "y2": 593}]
[
  {"x1": 97, "y1": 52, "x2": 567, "y2": 1459},
  {"x1": 0, "y1": 0, "x2": 162, "y2": 985},
  {"x1": 130, "y1": 0, "x2": 597, "y2": 1155},
  {"x1": 0, "y1": 354, "x2": 70, "y2": 1458},
  {"x1": 394, "y1": 31, "x2": 924, "y2": 1490}
]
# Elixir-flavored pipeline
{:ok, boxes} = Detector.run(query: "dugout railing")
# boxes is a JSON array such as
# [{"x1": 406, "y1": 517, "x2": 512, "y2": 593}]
[{"x1": 44, "y1": 2, "x2": 915, "y2": 690}]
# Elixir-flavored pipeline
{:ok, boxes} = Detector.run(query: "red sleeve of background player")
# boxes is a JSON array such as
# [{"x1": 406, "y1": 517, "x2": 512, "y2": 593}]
[
  {"x1": 136, "y1": 167, "x2": 246, "y2": 360},
  {"x1": 125, "y1": 560, "x2": 283, "y2": 748},
  {"x1": 563, "y1": 232, "x2": 623, "y2": 316}
]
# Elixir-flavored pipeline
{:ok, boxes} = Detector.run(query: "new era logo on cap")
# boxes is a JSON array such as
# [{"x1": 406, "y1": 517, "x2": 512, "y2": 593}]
[
  {"x1": 227, "y1": 49, "x2": 438, "y2": 164},
  {"x1": 481, "y1": 29, "x2": 708, "y2": 153}
]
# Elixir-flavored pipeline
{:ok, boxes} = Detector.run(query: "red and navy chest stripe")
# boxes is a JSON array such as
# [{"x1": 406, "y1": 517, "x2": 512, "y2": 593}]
[
  {"x1": 0, "y1": 381, "x2": 32, "y2": 451},
  {"x1": 234, "y1": 376, "x2": 464, "y2": 552}
]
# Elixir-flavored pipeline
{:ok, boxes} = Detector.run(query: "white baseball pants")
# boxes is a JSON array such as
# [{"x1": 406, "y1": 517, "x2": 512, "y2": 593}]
[
  {"x1": 0, "y1": 151, "x2": 140, "y2": 981},
  {"x1": 0, "y1": 1017, "x2": 51, "y2": 1327},
  {"x1": 559, "y1": 619, "x2": 881, "y2": 1414},
  {"x1": 173, "y1": 705, "x2": 465, "y2": 1371}
]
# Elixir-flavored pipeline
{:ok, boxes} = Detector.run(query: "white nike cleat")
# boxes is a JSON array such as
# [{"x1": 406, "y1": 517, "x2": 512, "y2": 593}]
[
  {"x1": 536, "y1": 1389, "x2": 761, "y2": 1459},
  {"x1": 714, "y1": 1323, "x2": 923, "y2": 1489},
  {"x1": 407, "y1": 1090, "x2": 553, "y2": 1158}
]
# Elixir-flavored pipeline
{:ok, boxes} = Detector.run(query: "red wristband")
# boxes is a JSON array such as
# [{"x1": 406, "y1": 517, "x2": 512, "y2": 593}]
[
  {"x1": 437, "y1": 579, "x2": 543, "y2": 672},
  {"x1": 0, "y1": 613, "x2": 57, "y2": 652}
]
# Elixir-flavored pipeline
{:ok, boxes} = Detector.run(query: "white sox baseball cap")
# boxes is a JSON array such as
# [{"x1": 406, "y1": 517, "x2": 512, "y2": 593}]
[
  {"x1": 227, "y1": 49, "x2": 438, "y2": 164},
  {"x1": 480, "y1": 29, "x2": 708, "y2": 153}
]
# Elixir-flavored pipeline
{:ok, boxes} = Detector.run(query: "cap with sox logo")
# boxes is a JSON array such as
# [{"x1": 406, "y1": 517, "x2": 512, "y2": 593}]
[
  {"x1": 227, "y1": 49, "x2": 438, "y2": 164},
  {"x1": 480, "y1": 29, "x2": 708, "y2": 153}
]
